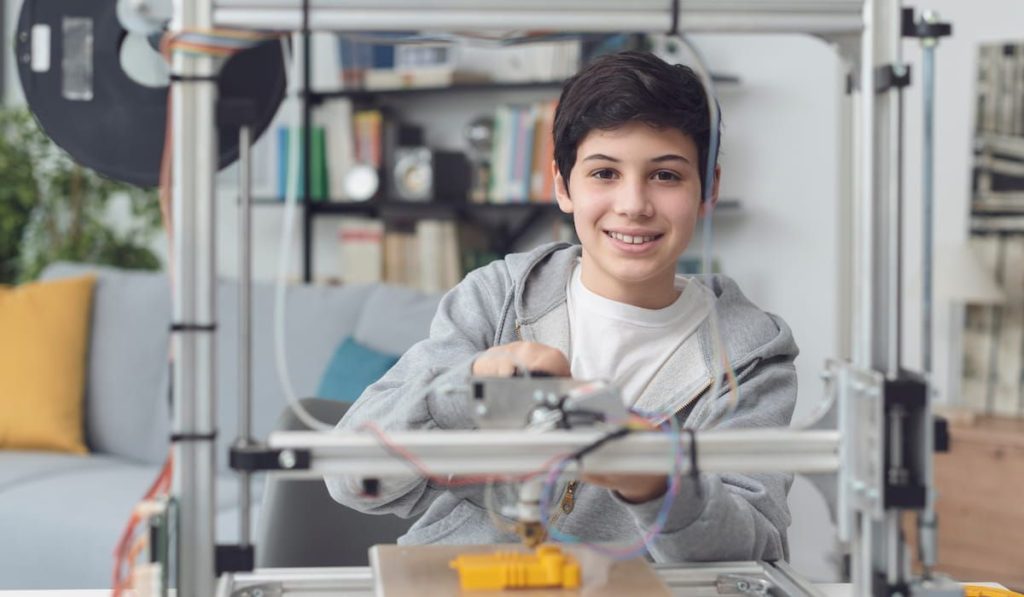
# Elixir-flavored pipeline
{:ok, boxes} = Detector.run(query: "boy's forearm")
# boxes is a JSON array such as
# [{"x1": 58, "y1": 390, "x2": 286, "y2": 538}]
[{"x1": 619, "y1": 471, "x2": 790, "y2": 562}]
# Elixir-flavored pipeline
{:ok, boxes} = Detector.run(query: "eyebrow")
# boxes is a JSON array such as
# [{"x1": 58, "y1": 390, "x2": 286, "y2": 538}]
[{"x1": 581, "y1": 153, "x2": 692, "y2": 165}]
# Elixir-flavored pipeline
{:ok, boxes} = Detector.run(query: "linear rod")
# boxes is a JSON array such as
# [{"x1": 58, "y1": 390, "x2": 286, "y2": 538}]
[{"x1": 266, "y1": 429, "x2": 840, "y2": 477}]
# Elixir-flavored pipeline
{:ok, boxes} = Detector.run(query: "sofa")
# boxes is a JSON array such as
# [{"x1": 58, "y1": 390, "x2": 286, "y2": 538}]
[{"x1": 0, "y1": 262, "x2": 442, "y2": 590}]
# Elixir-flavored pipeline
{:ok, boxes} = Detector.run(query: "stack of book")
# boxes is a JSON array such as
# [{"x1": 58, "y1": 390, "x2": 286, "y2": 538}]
[
  {"x1": 276, "y1": 100, "x2": 384, "y2": 202},
  {"x1": 337, "y1": 217, "x2": 463, "y2": 292},
  {"x1": 338, "y1": 35, "x2": 468, "y2": 90},
  {"x1": 483, "y1": 99, "x2": 558, "y2": 204}
]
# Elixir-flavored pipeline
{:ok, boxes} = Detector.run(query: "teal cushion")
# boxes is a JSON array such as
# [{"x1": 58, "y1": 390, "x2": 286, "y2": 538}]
[{"x1": 316, "y1": 337, "x2": 400, "y2": 402}]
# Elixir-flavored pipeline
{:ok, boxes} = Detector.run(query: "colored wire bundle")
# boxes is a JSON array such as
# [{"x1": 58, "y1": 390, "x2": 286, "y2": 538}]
[
  {"x1": 112, "y1": 452, "x2": 173, "y2": 596},
  {"x1": 358, "y1": 421, "x2": 574, "y2": 489},
  {"x1": 360, "y1": 414, "x2": 692, "y2": 561},
  {"x1": 160, "y1": 28, "x2": 283, "y2": 59},
  {"x1": 536, "y1": 416, "x2": 688, "y2": 561}
]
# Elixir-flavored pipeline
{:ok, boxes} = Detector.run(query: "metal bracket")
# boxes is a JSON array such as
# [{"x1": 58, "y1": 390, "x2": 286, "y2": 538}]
[
  {"x1": 875, "y1": 64, "x2": 911, "y2": 93},
  {"x1": 901, "y1": 7, "x2": 952, "y2": 41},
  {"x1": 216, "y1": 544, "x2": 255, "y2": 575},
  {"x1": 231, "y1": 582, "x2": 283, "y2": 597},
  {"x1": 933, "y1": 416, "x2": 949, "y2": 453},
  {"x1": 229, "y1": 443, "x2": 311, "y2": 472},
  {"x1": 716, "y1": 574, "x2": 772, "y2": 596},
  {"x1": 882, "y1": 374, "x2": 928, "y2": 510}
]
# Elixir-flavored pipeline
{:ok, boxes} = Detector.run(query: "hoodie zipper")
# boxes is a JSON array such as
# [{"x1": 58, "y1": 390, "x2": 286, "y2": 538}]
[
  {"x1": 560, "y1": 481, "x2": 578, "y2": 514},
  {"x1": 515, "y1": 319, "x2": 578, "y2": 518}
]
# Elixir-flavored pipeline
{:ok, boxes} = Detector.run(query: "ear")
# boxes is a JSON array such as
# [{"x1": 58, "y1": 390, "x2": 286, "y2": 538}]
[
  {"x1": 698, "y1": 165, "x2": 722, "y2": 218},
  {"x1": 553, "y1": 160, "x2": 573, "y2": 214}
]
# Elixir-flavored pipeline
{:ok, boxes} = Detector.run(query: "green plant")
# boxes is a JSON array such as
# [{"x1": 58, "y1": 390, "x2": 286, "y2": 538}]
[{"x1": 0, "y1": 107, "x2": 162, "y2": 283}]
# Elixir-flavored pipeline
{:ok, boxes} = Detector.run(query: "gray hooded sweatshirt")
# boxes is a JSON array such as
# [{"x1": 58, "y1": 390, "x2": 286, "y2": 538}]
[{"x1": 326, "y1": 242, "x2": 799, "y2": 563}]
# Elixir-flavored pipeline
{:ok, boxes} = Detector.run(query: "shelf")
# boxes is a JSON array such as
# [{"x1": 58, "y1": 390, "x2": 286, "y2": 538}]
[
  {"x1": 307, "y1": 73, "x2": 740, "y2": 103},
  {"x1": 306, "y1": 199, "x2": 563, "y2": 219},
  {"x1": 255, "y1": 198, "x2": 742, "y2": 216}
]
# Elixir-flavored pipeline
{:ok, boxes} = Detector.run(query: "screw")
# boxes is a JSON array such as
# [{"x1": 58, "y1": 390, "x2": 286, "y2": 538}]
[
  {"x1": 278, "y1": 450, "x2": 296, "y2": 469},
  {"x1": 533, "y1": 390, "x2": 545, "y2": 402},
  {"x1": 475, "y1": 404, "x2": 488, "y2": 416},
  {"x1": 18, "y1": 31, "x2": 28, "y2": 42},
  {"x1": 20, "y1": 54, "x2": 30, "y2": 64}
]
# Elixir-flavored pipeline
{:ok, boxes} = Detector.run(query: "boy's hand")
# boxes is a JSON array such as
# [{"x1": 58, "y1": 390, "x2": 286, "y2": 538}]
[
  {"x1": 582, "y1": 473, "x2": 668, "y2": 504},
  {"x1": 472, "y1": 341, "x2": 571, "y2": 378}
]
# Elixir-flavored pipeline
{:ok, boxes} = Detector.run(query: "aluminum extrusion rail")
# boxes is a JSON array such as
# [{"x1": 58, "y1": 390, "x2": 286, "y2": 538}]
[
  {"x1": 264, "y1": 428, "x2": 840, "y2": 478},
  {"x1": 213, "y1": 0, "x2": 864, "y2": 34}
]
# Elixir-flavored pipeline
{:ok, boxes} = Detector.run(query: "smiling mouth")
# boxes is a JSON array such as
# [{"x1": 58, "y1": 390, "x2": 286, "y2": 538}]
[{"x1": 605, "y1": 230, "x2": 663, "y2": 245}]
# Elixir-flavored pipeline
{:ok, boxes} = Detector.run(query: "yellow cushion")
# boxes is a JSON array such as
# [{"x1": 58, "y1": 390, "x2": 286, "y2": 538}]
[{"x1": 0, "y1": 275, "x2": 96, "y2": 454}]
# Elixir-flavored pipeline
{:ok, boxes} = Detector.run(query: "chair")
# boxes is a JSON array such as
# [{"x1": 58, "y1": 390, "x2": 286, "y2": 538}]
[{"x1": 255, "y1": 398, "x2": 416, "y2": 567}]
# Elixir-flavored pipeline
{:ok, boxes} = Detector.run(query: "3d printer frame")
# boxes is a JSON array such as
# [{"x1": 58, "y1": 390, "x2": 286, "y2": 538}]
[{"x1": 157, "y1": 1, "x2": 949, "y2": 595}]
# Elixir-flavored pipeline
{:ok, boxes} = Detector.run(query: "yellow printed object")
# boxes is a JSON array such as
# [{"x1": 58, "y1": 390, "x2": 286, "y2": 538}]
[
  {"x1": 0, "y1": 275, "x2": 95, "y2": 454},
  {"x1": 449, "y1": 545, "x2": 581, "y2": 591},
  {"x1": 964, "y1": 586, "x2": 1024, "y2": 597}
]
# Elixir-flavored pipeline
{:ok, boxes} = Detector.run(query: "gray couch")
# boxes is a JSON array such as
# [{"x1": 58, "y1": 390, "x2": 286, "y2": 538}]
[{"x1": 0, "y1": 262, "x2": 441, "y2": 590}]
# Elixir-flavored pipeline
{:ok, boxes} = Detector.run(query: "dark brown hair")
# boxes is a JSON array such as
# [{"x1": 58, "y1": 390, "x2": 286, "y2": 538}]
[{"x1": 553, "y1": 51, "x2": 716, "y2": 190}]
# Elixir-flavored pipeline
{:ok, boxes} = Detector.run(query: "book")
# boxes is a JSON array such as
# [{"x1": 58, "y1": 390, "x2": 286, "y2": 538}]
[
  {"x1": 530, "y1": 100, "x2": 557, "y2": 203},
  {"x1": 415, "y1": 220, "x2": 445, "y2": 294},
  {"x1": 336, "y1": 217, "x2": 384, "y2": 284},
  {"x1": 488, "y1": 105, "x2": 512, "y2": 204},
  {"x1": 354, "y1": 109, "x2": 384, "y2": 168},
  {"x1": 316, "y1": 99, "x2": 356, "y2": 202},
  {"x1": 277, "y1": 126, "x2": 328, "y2": 201}
]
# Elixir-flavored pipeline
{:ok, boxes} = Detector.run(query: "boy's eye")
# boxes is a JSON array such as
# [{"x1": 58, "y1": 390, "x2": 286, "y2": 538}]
[
  {"x1": 652, "y1": 170, "x2": 681, "y2": 182},
  {"x1": 591, "y1": 168, "x2": 618, "y2": 180}
]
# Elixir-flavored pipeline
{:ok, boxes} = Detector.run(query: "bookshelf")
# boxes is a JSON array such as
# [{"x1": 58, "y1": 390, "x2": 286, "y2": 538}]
[
  {"x1": 292, "y1": 33, "x2": 742, "y2": 284},
  {"x1": 256, "y1": 197, "x2": 742, "y2": 273}
]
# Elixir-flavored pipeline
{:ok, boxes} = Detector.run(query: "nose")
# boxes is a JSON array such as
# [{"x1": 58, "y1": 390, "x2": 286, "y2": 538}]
[{"x1": 613, "y1": 177, "x2": 654, "y2": 219}]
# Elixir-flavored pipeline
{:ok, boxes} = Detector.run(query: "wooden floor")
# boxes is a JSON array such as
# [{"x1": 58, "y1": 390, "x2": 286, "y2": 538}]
[{"x1": 907, "y1": 415, "x2": 1024, "y2": 591}]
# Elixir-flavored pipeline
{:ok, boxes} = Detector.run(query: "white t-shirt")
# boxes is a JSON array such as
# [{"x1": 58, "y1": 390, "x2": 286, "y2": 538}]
[{"x1": 565, "y1": 261, "x2": 713, "y2": 408}]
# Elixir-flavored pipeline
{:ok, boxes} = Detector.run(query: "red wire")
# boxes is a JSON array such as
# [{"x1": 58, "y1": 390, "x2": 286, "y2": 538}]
[{"x1": 111, "y1": 434, "x2": 173, "y2": 594}]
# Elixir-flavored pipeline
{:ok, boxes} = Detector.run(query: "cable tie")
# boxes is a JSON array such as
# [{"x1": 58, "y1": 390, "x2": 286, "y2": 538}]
[
  {"x1": 170, "y1": 431, "x2": 217, "y2": 443},
  {"x1": 684, "y1": 428, "x2": 703, "y2": 499},
  {"x1": 170, "y1": 322, "x2": 217, "y2": 332},
  {"x1": 169, "y1": 74, "x2": 220, "y2": 83},
  {"x1": 668, "y1": 0, "x2": 680, "y2": 36}
]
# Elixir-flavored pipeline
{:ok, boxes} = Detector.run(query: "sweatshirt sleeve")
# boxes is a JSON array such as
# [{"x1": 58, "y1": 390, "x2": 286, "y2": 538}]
[
  {"x1": 617, "y1": 353, "x2": 797, "y2": 562},
  {"x1": 324, "y1": 264, "x2": 512, "y2": 519}
]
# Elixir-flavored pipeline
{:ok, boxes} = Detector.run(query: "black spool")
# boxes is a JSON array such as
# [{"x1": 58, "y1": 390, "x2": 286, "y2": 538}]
[{"x1": 15, "y1": 0, "x2": 286, "y2": 188}]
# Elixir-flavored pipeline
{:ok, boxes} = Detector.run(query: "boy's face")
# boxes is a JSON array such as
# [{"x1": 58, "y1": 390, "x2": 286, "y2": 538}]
[{"x1": 554, "y1": 122, "x2": 718, "y2": 309}]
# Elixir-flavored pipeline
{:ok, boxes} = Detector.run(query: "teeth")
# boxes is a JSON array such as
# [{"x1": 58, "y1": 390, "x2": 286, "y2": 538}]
[{"x1": 608, "y1": 231, "x2": 658, "y2": 244}]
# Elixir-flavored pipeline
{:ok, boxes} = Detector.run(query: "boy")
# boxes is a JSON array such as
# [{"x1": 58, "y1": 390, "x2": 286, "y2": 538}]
[{"x1": 327, "y1": 51, "x2": 798, "y2": 562}]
